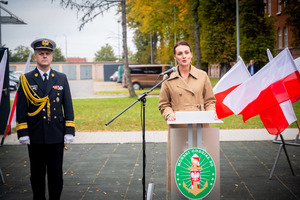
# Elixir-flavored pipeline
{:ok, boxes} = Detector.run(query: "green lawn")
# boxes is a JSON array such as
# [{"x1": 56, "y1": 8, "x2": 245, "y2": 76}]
[
  {"x1": 97, "y1": 78, "x2": 220, "y2": 95},
  {"x1": 10, "y1": 76, "x2": 300, "y2": 132},
  {"x1": 72, "y1": 97, "x2": 300, "y2": 132}
]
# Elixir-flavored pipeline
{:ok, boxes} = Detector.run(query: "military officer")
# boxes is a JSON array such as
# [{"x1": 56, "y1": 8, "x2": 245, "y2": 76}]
[{"x1": 16, "y1": 38, "x2": 75, "y2": 200}]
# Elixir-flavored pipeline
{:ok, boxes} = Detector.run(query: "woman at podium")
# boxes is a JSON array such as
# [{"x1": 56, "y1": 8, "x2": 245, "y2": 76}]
[
  {"x1": 158, "y1": 40, "x2": 216, "y2": 120},
  {"x1": 158, "y1": 40, "x2": 216, "y2": 194}
]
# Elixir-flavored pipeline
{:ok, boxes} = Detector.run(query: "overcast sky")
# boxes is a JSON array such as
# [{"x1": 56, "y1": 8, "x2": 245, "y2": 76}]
[{"x1": 1, "y1": 0, "x2": 136, "y2": 59}]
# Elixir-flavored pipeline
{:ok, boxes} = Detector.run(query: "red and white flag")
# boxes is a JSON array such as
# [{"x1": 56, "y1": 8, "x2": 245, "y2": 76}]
[
  {"x1": 8, "y1": 51, "x2": 32, "y2": 125},
  {"x1": 267, "y1": 49, "x2": 299, "y2": 105},
  {"x1": 1, "y1": 51, "x2": 32, "y2": 145},
  {"x1": 260, "y1": 100, "x2": 296, "y2": 135},
  {"x1": 259, "y1": 49, "x2": 297, "y2": 135},
  {"x1": 223, "y1": 48, "x2": 300, "y2": 122},
  {"x1": 213, "y1": 57, "x2": 251, "y2": 119}
]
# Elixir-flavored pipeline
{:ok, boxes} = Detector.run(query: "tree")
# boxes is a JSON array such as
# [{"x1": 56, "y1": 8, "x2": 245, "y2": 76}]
[
  {"x1": 127, "y1": 48, "x2": 137, "y2": 62},
  {"x1": 192, "y1": 0, "x2": 201, "y2": 69},
  {"x1": 56, "y1": 0, "x2": 136, "y2": 97},
  {"x1": 127, "y1": 0, "x2": 204, "y2": 68},
  {"x1": 95, "y1": 43, "x2": 117, "y2": 61},
  {"x1": 239, "y1": 0, "x2": 276, "y2": 67},
  {"x1": 9, "y1": 45, "x2": 34, "y2": 62},
  {"x1": 170, "y1": 0, "x2": 203, "y2": 69},
  {"x1": 199, "y1": 0, "x2": 236, "y2": 67},
  {"x1": 132, "y1": 30, "x2": 151, "y2": 64},
  {"x1": 127, "y1": 0, "x2": 174, "y2": 64},
  {"x1": 52, "y1": 48, "x2": 66, "y2": 62},
  {"x1": 127, "y1": 0, "x2": 278, "y2": 75},
  {"x1": 9, "y1": 45, "x2": 66, "y2": 62}
]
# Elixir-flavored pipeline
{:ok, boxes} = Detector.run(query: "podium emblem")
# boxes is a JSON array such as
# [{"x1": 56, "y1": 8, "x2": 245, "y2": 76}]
[{"x1": 175, "y1": 148, "x2": 216, "y2": 199}]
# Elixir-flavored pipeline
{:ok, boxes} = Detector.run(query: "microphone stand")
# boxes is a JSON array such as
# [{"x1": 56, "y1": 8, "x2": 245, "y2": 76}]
[{"x1": 105, "y1": 74, "x2": 171, "y2": 199}]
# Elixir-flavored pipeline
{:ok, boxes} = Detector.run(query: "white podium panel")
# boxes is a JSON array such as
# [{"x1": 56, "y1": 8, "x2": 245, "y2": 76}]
[{"x1": 168, "y1": 111, "x2": 223, "y2": 125}]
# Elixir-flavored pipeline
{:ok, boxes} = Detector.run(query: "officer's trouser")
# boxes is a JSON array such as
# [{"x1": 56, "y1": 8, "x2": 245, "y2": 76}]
[{"x1": 28, "y1": 143, "x2": 64, "y2": 200}]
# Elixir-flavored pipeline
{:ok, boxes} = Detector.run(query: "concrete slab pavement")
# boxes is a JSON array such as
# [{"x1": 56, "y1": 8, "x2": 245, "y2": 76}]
[
  {"x1": 1, "y1": 141, "x2": 299, "y2": 199},
  {"x1": 2, "y1": 128, "x2": 299, "y2": 145}
]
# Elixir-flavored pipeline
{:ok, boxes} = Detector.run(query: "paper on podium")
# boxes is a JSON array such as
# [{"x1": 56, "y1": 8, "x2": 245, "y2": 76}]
[{"x1": 167, "y1": 111, "x2": 223, "y2": 124}]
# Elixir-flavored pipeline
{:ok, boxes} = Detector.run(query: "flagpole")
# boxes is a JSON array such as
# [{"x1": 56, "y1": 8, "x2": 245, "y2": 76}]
[
  {"x1": 236, "y1": 0, "x2": 240, "y2": 60},
  {"x1": 295, "y1": 121, "x2": 300, "y2": 143},
  {"x1": 0, "y1": 91, "x2": 17, "y2": 146},
  {"x1": 0, "y1": 127, "x2": 8, "y2": 146}
]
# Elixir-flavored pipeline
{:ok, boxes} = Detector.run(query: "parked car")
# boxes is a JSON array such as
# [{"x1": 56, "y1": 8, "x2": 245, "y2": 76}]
[
  {"x1": 117, "y1": 65, "x2": 123, "y2": 83},
  {"x1": 122, "y1": 64, "x2": 173, "y2": 90},
  {"x1": 9, "y1": 73, "x2": 19, "y2": 84},
  {"x1": 11, "y1": 71, "x2": 23, "y2": 78},
  {"x1": 110, "y1": 71, "x2": 118, "y2": 82},
  {"x1": 9, "y1": 80, "x2": 17, "y2": 91}
]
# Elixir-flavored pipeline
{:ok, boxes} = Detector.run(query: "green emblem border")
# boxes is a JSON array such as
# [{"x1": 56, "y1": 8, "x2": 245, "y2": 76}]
[{"x1": 175, "y1": 148, "x2": 216, "y2": 199}]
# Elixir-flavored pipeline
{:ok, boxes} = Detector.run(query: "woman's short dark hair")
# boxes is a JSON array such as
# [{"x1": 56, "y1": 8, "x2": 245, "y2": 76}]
[{"x1": 173, "y1": 40, "x2": 192, "y2": 55}]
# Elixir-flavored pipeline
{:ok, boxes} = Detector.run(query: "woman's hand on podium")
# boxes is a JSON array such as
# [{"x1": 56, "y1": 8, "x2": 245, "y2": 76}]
[
  {"x1": 167, "y1": 113, "x2": 176, "y2": 121},
  {"x1": 215, "y1": 113, "x2": 219, "y2": 120}
]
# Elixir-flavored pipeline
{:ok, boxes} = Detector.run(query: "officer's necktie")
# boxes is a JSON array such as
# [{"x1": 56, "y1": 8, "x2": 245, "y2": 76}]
[
  {"x1": 43, "y1": 73, "x2": 48, "y2": 81},
  {"x1": 43, "y1": 73, "x2": 48, "y2": 89}
]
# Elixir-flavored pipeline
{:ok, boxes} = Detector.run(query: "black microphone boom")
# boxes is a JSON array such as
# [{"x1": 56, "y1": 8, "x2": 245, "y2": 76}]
[{"x1": 160, "y1": 67, "x2": 176, "y2": 76}]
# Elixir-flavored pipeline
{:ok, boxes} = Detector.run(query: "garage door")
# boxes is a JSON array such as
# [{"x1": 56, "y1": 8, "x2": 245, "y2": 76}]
[
  {"x1": 63, "y1": 65, "x2": 76, "y2": 80},
  {"x1": 51, "y1": 65, "x2": 59, "y2": 71},
  {"x1": 80, "y1": 65, "x2": 92, "y2": 79},
  {"x1": 103, "y1": 64, "x2": 119, "y2": 81},
  {"x1": 9, "y1": 66, "x2": 16, "y2": 72},
  {"x1": 29, "y1": 65, "x2": 36, "y2": 71}
]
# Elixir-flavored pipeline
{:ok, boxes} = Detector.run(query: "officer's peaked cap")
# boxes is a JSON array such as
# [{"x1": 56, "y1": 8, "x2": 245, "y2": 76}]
[{"x1": 31, "y1": 38, "x2": 56, "y2": 51}]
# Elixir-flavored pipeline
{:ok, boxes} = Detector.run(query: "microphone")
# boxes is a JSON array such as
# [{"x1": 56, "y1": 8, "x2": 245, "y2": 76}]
[{"x1": 160, "y1": 67, "x2": 176, "y2": 76}]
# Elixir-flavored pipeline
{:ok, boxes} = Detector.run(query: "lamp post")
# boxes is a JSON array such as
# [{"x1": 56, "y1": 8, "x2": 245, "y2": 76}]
[
  {"x1": 117, "y1": 19, "x2": 121, "y2": 60},
  {"x1": 236, "y1": 0, "x2": 240, "y2": 60},
  {"x1": 150, "y1": 32, "x2": 153, "y2": 64},
  {"x1": 64, "y1": 34, "x2": 67, "y2": 60}
]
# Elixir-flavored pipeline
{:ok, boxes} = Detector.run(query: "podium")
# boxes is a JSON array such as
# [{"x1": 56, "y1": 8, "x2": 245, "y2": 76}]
[{"x1": 167, "y1": 111, "x2": 223, "y2": 199}]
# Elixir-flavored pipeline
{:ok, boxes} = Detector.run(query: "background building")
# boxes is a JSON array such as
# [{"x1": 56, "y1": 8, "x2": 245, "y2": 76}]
[
  {"x1": 265, "y1": 0, "x2": 300, "y2": 58},
  {"x1": 9, "y1": 61, "x2": 123, "y2": 82}
]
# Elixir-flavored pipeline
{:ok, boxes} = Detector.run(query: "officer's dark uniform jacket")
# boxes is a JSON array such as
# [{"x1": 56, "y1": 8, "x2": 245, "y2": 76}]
[{"x1": 16, "y1": 68, "x2": 75, "y2": 144}]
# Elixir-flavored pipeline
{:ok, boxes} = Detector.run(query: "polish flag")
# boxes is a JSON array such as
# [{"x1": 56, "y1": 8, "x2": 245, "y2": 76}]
[
  {"x1": 258, "y1": 49, "x2": 297, "y2": 135},
  {"x1": 8, "y1": 52, "x2": 31, "y2": 124},
  {"x1": 213, "y1": 57, "x2": 251, "y2": 119},
  {"x1": 267, "y1": 49, "x2": 299, "y2": 105},
  {"x1": 223, "y1": 48, "x2": 300, "y2": 122},
  {"x1": 260, "y1": 100, "x2": 296, "y2": 135},
  {"x1": 1, "y1": 51, "x2": 32, "y2": 145}
]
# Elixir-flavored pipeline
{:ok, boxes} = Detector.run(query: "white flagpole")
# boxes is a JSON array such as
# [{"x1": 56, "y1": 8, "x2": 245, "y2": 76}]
[{"x1": 0, "y1": 49, "x2": 7, "y2": 102}]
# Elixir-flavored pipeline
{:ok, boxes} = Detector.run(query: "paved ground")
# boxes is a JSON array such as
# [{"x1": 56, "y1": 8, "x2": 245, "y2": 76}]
[
  {"x1": 2, "y1": 129, "x2": 299, "y2": 145},
  {"x1": 1, "y1": 129, "x2": 300, "y2": 200},
  {"x1": 10, "y1": 80, "x2": 128, "y2": 100}
]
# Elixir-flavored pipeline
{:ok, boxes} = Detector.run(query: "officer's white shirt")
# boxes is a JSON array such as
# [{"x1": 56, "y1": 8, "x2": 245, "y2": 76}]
[{"x1": 37, "y1": 68, "x2": 50, "y2": 80}]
